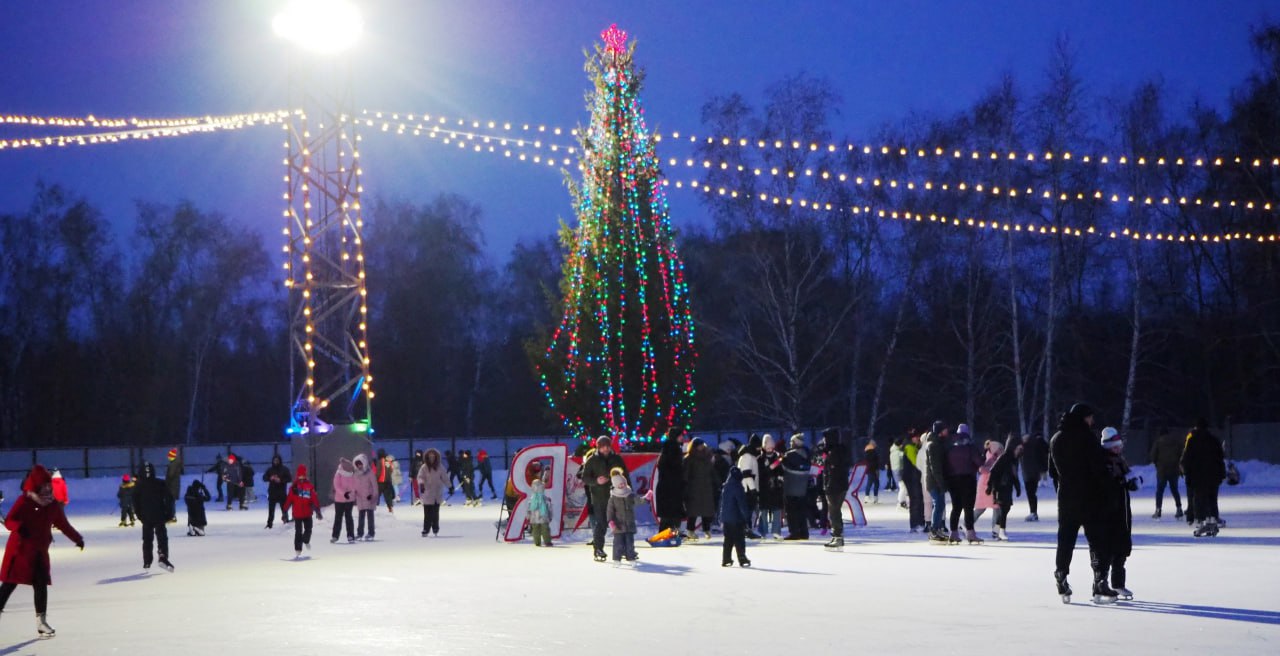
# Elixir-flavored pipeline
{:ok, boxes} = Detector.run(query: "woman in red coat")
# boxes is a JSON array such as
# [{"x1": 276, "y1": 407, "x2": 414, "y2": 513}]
[{"x1": 1, "y1": 465, "x2": 84, "y2": 639}]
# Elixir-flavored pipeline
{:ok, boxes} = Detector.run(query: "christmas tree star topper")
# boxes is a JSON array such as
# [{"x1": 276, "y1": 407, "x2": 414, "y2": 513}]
[{"x1": 601, "y1": 23, "x2": 628, "y2": 54}]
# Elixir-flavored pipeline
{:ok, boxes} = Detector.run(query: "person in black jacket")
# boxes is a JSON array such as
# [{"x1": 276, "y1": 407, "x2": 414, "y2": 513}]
[
  {"x1": 1180, "y1": 418, "x2": 1226, "y2": 535},
  {"x1": 1048, "y1": 403, "x2": 1109, "y2": 601},
  {"x1": 184, "y1": 479, "x2": 211, "y2": 536},
  {"x1": 654, "y1": 428, "x2": 686, "y2": 533},
  {"x1": 207, "y1": 454, "x2": 226, "y2": 503},
  {"x1": 781, "y1": 434, "x2": 811, "y2": 540},
  {"x1": 987, "y1": 435, "x2": 1022, "y2": 541},
  {"x1": 444, "y1": 450, "x2": 459, "y2": 497},
  {"x1": 1019, "y1": 433, "x2": 1049, "y2": 521},
  {"x1": 263, "y1": 454, "x2": 293, "y2": 528},
  {"x1": 819, "y1": 427, "x2": 851, "y2": 550},
  {"x1": 862, "y1": 439, "x2": 881, "y2": 503},
  {"x1": 580, "y1": 436, "x2": 628, "y2": 561},
  {"x1": 132, "y1": 462, "x2": 175, "y2": 572}
]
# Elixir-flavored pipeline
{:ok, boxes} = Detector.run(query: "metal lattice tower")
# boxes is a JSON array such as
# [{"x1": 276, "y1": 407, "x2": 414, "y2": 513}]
[{"x1": 281, "y1": 60, "x2": 373, "y2": 434}]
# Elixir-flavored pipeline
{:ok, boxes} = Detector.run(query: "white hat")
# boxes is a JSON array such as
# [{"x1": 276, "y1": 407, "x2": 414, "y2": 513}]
[{"x1": 1100, "y1": 427, "x2": 1123, "y2": 449}]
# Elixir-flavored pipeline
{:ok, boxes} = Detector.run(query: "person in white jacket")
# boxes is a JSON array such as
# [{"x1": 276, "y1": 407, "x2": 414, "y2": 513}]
[
  {"x1": 737, "y1": 434, "x2": 763, "y2": 539},
  {"x1": 890, "y1": 438, "x2": 907, "y2": 507}
]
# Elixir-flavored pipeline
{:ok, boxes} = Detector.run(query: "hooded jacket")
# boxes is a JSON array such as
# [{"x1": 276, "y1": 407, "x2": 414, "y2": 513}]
[
  {"x1": 682, "y1": 441, "x2": 716, "y2": 518},
  {"x1": 2, "y1": 466, "x2": 83, "y2": 586},
  {"x1": 719, "y1": 467, "x2": 751, "y2": 525},
  {"x1": 945, "y1": 429, "x2": 983, "y2": 479},
  {"x1": 415, "y1": 449, "x2": 450, "y2": 505},
  {"x1": 332, "y1": 458, "x2": 357, "y2": 504},
  {"x1": 922, "y1": 431, "x2": 949, "y2": 493},
  {"x1": 820, "y1": 428, "x2": 851, "y2": 495},
  {"x1": 263, "y1": 455, "x2": 293, "y2": 500},
  {"x1": 132, "y1": 462, "x2": 174, "y2": 524},
  {"x1": 351, "y1": 454, "x2": 380, "y2": 511},
  {"x1": 781, "y1": 445, "x2": 811, "y2": 498},
  {"x1": 184, "y1": 480, "x2": 211, "y2": 527},
  {"x1": 654, "y1": 437, "x2": 686, "y2": 519},
  {"x1": 286, "y1": 466, "x2": 321, "y2": 519},
  {"x1": 1049, "y1": 406, "x2": 1107, "y2": 517},
  {"x1": 736, "y1": 440, "x2": 761, "y2": 493},
  {"x1": 1180, "y1": 426, "x2": 1226, "y2": 486}
]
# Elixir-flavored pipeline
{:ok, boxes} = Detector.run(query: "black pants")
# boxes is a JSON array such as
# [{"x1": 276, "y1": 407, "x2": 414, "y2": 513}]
[
  {"x1": 1190, "y1": 480, "x2": 1220, "y2": 522},
  {"x1": 478, "y1": 472, "x2": 496, "y2": 496},
  {"x1": 448, "y1": 471, "x2": 458, "y2": 492},
  {"x1": 294, "y1": 517, "x2": 312, "y2": 551},
  {"x1": 226, "y1": 485, "x2": 245, "y2": 509},
  {"x1": 826, "y1": 488, "x2": 847, "y2": 537},
  {"x1": 331, "y1": 502, "x2": 355, "y2": 540},
  {"x1": 422, "y1": 503, "x2": 440, "y2": 534},
  {"x1": 722, "y1": 522, "x2": 748, "y2": 564},
  {"x1": 1023, "y1": 475, "x2": 1039, "y2": 515},
  {"x1": 1111, "y1": 555, "x2": 1129, "y2": 588},
  {"x1": 885, "y1": 467, "x2": 897, "y2": 490},
  {"x1": 357, "y1": 509, "x2": 376, "y2": 538},
  {"x1": 903, "y1": 469, "x2": 925, "y2": 528},
  {"x1": 141, "y1": 521, "x2": 169, "y2": 567},
  {"x1": 1155, "y1": 473, "x2": 1182, "y2": 512},
  {"x1": 1055, "y1": 509, "x2": 1108, "y2": 576},
  {"x1": 379, "y1": 482, "x2": 395, "y2": 510},
  {"x1": 214, "y1": 477, "x2": 224, "y2": 501},
  {"x1": 785, "y1": 495, "x2": 809, "y2": 538},
  {"x1": 590, "y1": 498, "x2": 609, "y2": 550},
  {"x1": 267, "y1": 495, "x2": 290, "y2": 527},
  {"x1": 0, "y1": 582, "x2": 47, "y2": 614},
  {"x1": 686, "y1": 515, "x2": 713, "y2": 532},
  {"x1": 120, "y1": 505, "x2": 135, "y2": 524},
  {"x1": 947, "y1": 476, "x2": 977, "y2": 533}
]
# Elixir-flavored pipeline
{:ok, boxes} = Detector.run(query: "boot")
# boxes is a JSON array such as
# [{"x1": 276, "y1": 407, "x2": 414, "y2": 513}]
[
  {"x1": 966, "y1": 529, "x2": 984, "y2": 544},
  {"x1": 1054, "y1": 570, "x2": 1072, "y2": 603},
  {"x1": 1174, "y1": 507, "x2": 1184, "y2": 519},
  {"x1": 1152, "y1": 508, "x2": 1162, "y2": 519},
  {"x1": 1092, "y1": 574, "x2": 1118, "y2": 605},
  {"x1": 824, "y1": 536, "x2": 844, "y2": 550},
  {"x1": 37, "y1": 613, "x2": 55, "y2": 638},
  {"x1": 996, "y1": 527, "x2": 1009, "y2": 541}
]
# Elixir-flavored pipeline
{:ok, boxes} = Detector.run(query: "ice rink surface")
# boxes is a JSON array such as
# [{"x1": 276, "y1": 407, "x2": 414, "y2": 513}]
[{"x1": 1, "y1": 469, "x2": 1277, "y2": 655}]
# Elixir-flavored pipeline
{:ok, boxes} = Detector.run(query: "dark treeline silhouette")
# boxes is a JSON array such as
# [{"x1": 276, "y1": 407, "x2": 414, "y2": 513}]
[{"x1": 2, "y1": 28, "x2": 1278, "y2": 447}]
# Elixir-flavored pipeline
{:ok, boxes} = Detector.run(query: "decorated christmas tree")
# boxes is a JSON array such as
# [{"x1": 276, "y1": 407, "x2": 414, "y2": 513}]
[{"x1": 537, "y1": 25, "x2": 697, "y2": 446}]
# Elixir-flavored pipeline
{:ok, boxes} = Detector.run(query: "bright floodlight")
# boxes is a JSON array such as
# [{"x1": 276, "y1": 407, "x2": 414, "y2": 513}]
[{"x1": 273, "y1": 0, "x2": 364, "y2": 55}]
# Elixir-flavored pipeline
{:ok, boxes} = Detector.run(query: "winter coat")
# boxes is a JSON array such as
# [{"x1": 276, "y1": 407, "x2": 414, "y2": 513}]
[
  {"x1": 445, "y1": 452, "x2": 458, "y2": 474},
  {"x1": 458, "y1": 455, "x2": 476, "y2": 482},
  {"x1": 1048, "y1": 414, "x2": 1107, "y2": 518},
  {"x1": 736, "y1": 447, "x2": 760, "y2": 493},
  {"x1": 682, "y1": 451, "x2": 717, "y2": 517},
  {"x1": 864, "y1": 445, "x2": 881, "y2": 473},
  {"x1": 975, "y1": 451, "x2": 999, "y2": 510},
  {"x1": 351, "y1": 454, "x2": 380, "y2": 511},
  {"x1": 166, "y1": 454, "x2": 183, "y2": 500},
  {"x1": 117, "y1": 482, "x2": 135, "y2": 510},
  {"x1": 945, "y1": 431, "x2": 983, "y2": 479},
  {"x1": 224, "y1": 459, "x2": 243, "y2": 486},
  {"x1": 758, "y1": 449, "x2": 785, "y2": 510},
  {"x1": 263, "y1": 457, "x2": 293, "y2": 500},
  {"x1": 580, "y1": 449, "x2": 627, "y2": 507},
  {"x1": 527, "y1": 481, "x2": 552, "y2": 525},
  {"x1": 822, "y1": 440, "x2": 852, "y2": 495},
  {"x1": 719, "y1": 468, "x2": 751, "y2": 525},
  {"x1": 1101, "y1": 450, "x2": 1136, "y2": 557},
  {"x1": 389, "y1": 457, "x2": 404, "y2": 487},
  {"x1": 1019, "y1": 436, "x2": 1049, "y2": 479},
  {"x1": 1180, "y1": 428, "x2": 1226, "y2": 487},
  {"x1": 888, "y1": 444, "x2": 904, "y2": 472},
  {"x1": 332, "y1": 458, "x2": 357, "y2": 504},
  {"x1": 415, "y1": 457, "x2": 450, "y2": 505},
  {"x1": 654, "y1": 438, "x2": 686, "y2": 519},
  {"x1": 477, "y1": 454, "x2": 493, "y2": 479},
  {"x1": 51, "y1": 473, "x2": 68, "y2": 505},
  {"x1": 2, "y1": 494, "x2": 83, "y2": 585},
  {"x1": 1148, "y1": 433, "x2": 1183, "y2": 478},
  {"x1": 922, "y1": 433, "x2": 949, "y2": 493},
  {"x1": 987, "y1": 437, "x2": 1022, "y2": 503},
  {"x1": 133, "y1": 464, "x2": 174, "y2": 524},
  {"x1": 606, "y1": 486, "x2": 637, "y2": 533},
  {"x1": 781, "y1": 447, "x2": 811, "y2": 498},
  {"x1": 286, "y1": 476, "x2": 321, "y2": 520},
  {"x1": 184, "y1": 480, "x2": 210, "y2": 528}
]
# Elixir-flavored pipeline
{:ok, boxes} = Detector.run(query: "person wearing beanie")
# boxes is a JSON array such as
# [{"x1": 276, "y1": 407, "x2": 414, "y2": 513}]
[
  {"x1": 945, "y1": 423, "x2": 985, "y2": 544},
  {"x1": 1181, "y1": 418, "x2": 1226, "y2": 535},
  {"x1": 164, "y1": 448, "x2": 183, "y2": 523},
  {"x1": 49, "y1": 469, "x2": 68, "y2": 506},
  {"x1": 527, "y1": 477, "x2": 554, "y2": 547},
  {"x1": 117, "y1": 474, "x2": 137, "y2": 527},
  {"x1": 781, "y1": 434, "x2": 811, "y2": 540},
  {"x1": 476, "y1": 449, "x2": 497, "y2": 500},
  {"x1": 863, "y1": 439, "x2": 881, "y2": 504},
  {"x1": 719, "y1": 467, "x2": 752, "y2": 567},
  {"x1": 654, "y1": 430, "x2": 687, "y2": 535},
  {"x1": 1048, "y1": 402, "x2": 1109, "y2": 602},
  {"x1": 581, "y1": 436, "x2": 627, "y2": 561},
  {"x1": 263, "y1": 454, "x2": 293, "y2": 529},
  {"x1": 1148, "y1": 428, "x2": 1184, "y2": 520},
  {"x1": 1018, "y1": 433, "x2": 1050, "y2": 521},
  {"x1": 818, "y1": 428, "x2": 852, "y2": 550},
  {"x1": 224, "y1": 453, "x2": 246, "y2": 511},
  {"x1": 0, "y1": 465, "x2": 85, "y2": 639},
  {"x1": 736, "y1": 434, "x2": 763, "y2": 539},
  {"x1": 184, "y1": 478, "x2": 211, "y2": 537},
  {"x1": 757, "y1": 434, "x2": 785, "y2": 539},
  {"x1": 285, "y1": 464, "x2": 322, "y2": 558},
  {"x1": 682, "y1": 438, "x2": 717, "y2": 540},
  {"x1": 132, "y1": 462, "x2": 175, "y2": 573},
  {"x1": 351, "y1": 453, "x2": 379, "y2": 540},
  {"x1": 415, "y1": 449, "x2": 449, "y2": 537},
  {"x1": 1099, "y1": 427, "x2": 1140, "y2": 600},
  {"x1": 606, "y1": 467, "x2": 639, "y2": 564}
]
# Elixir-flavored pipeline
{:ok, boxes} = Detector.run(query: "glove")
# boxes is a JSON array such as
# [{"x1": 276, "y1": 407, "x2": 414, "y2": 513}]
[
  {"x1": 344, "y1": 492, "x2": 352, "y2": 500},
  {"x1": 18, "y1": 527, "x2": 30, "y2": 539},
  {"x1": 76, "y1": 541, "x2": 85, "y2": 551},
  {"x1": 366, "y1": 495, "x2": 374, "y2": 501},
  {"x1": 316, "y1": 511, "x2": 324, "y2": 521}
]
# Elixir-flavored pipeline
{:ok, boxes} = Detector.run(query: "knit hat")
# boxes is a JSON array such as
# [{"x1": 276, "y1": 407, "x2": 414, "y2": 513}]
[
  {"x1": 23, "y1": 465, "x2": 52, "y2": 493},
  {"x1": 763, "y1": 434, "x2": 776, "y2": 450},
  {"x1": 122, "y1": 474, "x2": 131, "y2": 483},
  {"x1": 956, "y1": 423, "x2": 970, "y2": 436},
  {"x1": 611, "y1": 473, "x2": 627, "y2": 489},
  {"x1": 168, "y1": 448, "x2": 178, "y2": 460},
  {"x1": 296, "y1": 464, "x2": 308, "y2": 478},
  {"x1": 719, "y1": 441, "x2": 735, "y2": 455},
  {"x1": 790, "y1": 433, "x2": 805, "y2": 448},
  {"x1": 1069, "y1": 403, "x2": 1095, "y2": 419},
  {"x1": 931, "y1": 420, "x2": 946, "y2": 435},
  {"x1": 1100, "y1": 427, "x2": 1122, "y2": 449},
  {"x1": 228, "y1": 454, "x2": 237, "y2": 464},
  {"x1": 595, "y1": 435, "x2": 612, "y2": 449},
  {"x1": 52, "y1": 468, "x2": 63, "y2": 479}
]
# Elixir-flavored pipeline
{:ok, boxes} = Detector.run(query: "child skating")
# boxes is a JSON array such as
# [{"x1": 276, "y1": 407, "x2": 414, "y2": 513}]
[
  {"x1": 605, "y1": 468, "x2": 639, "y2": 564},
  {"x1": 1100, "y1": 427, "x2": 1140, "y2": 601},
  {"x1": 286, "y1": 465, "x2": 322, "y2": 558},
  {"x1": 117, "y1": 474, "x2": 136, "y2": 527},
  {"x1": 527, "y1": 477, "x2": 553, "y2": 546},
  {"x1": 184, "y1": 479, "x2": 211, "y2": 536}
]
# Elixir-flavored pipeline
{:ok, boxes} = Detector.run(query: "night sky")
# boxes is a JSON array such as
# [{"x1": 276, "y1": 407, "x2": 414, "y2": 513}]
[{"x1": 1, "y1": 1, "x2": 1274, "y2": 259}]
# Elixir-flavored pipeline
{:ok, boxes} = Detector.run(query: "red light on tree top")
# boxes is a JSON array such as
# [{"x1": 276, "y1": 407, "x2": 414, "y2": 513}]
[{"x1": 601, "y1": 23, "x2": 628, "y2": 54}]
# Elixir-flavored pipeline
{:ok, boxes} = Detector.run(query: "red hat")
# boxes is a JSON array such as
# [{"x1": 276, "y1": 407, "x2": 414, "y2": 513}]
[
  {"x1": 23, "y1": 465, "x2": 52, "y2": 493},
  {"x1": 228, "y1": 454, "x2": 237, "y2": 463},
  {"x1": 478, "y1": 450, "x2": 488, "y2": 459},
  {"x1": 296, "y1": 464, "x2": 308, "y2": 478},
  {"x1": 168, "y1": 448, "x2": 178, "y2": 459},
  {"x1": 122, "y1": 474, "x2": 131, "y2": 483}
]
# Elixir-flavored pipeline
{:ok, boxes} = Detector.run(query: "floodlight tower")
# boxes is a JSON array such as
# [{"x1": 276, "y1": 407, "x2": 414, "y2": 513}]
[{"x1": 274, "y1": 0, "x2": 373, "y2": 437}]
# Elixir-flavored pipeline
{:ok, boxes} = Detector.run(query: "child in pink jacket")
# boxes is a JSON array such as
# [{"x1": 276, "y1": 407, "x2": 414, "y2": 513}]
[{"x1": 330, "y1": 457, "x2": 357, "y2": 543}]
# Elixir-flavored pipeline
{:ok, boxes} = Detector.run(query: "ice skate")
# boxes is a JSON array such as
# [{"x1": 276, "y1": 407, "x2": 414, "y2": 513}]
[
  {"x1": 330, "y1": 537, "x2": 339, "y2": 543},
  {"x1": 1115, "y1": 586, "x2": 1134, "y2": 600},
  {"x1": 739, "y1": 558, "x2": 751, "y2": 567},
  {"x1": 995, "y1": 527, "x2": 1009, "y2": 541},
  {"x1": 1193, "y1": 520, "x2": 1218, "y2": 537},
  {"x1": 928, "y1": 529, "x2": 950, "y2": 544},
  {"x1": 772, "y1": 533, "x2": 783, "y2": 540},
  {"x1": 304, "y1": 542, "x2": 310, "y2": 551},
  {"x1": 824, "y1": 536, "x2": 844, "y2": 551},
  {"x1": 593, "y1": 547, "x2": 607, "y2": 562},
  {"x1": 118, "y1": 521, "x2": 128, "y2": 528},
  {"x1": 36, "y1": 613, "x2": 55, "y2": 639},
  {"x1": 1025, "y1": 512, "x2": 1039, "y2": 522},
  {"x1": 422, "y1": 530, "x2": 430, "y2": 537},
  {"x1": 966, "y1": 529, "x2": 984, "y2": 545},
  {"x1": 158, "y1": 557, "x2": 174, "y2": 572},
  {"x1": 347, "y1": 536, "x2": 357, "y2": 543},
  {"x1": 1091, "y1": 581, "x2": 1119, "y2": 605},
  {"x1": 1151, "y1": 508, "x2": 1162, "y2": 519},
  {"x1": 295, "y1": 550, "x2": 303, "y2": 559},
  {"x1": 703, "y1": 530, "x2": 713, "y2": 541},
  {"x1": 1054, "y1": 571, "x2": 1072, "y2": 604},
  {"x1": 1174, "y1": 508, "x2": 1184, "y2": 519},
  {"x1": 722, "y1": 560, "x2": 734, "y2": 567}
]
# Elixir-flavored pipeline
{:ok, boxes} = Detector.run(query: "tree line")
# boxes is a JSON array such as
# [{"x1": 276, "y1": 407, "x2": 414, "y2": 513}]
[{"x1": 2, "y1": 29, "x2": 1278, "y2": 447}]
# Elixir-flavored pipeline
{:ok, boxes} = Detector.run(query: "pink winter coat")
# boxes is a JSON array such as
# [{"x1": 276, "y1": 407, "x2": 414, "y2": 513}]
[
  {"x1": 351, "y1": 453, "x2": 380, "y2": 511},
  {"x1": 975, "y1": 450, "x2": 999, "y2": 511},
  {"x1": 415, "y1": 450, "x2": 450, "y2": 505},
  {"x1": 332, "y1": 458, "x2": 357, "y2": 504}
]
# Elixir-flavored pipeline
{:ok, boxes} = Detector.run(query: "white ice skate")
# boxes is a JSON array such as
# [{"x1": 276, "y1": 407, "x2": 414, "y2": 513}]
[{"x1": 36, "y1": 613, "x2": 55, "y2": 639}]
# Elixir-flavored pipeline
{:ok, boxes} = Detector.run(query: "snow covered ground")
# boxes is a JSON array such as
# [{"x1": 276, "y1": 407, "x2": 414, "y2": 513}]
[{"x1": 2, "y1": 466, "x2": 1278, "y2": 655}]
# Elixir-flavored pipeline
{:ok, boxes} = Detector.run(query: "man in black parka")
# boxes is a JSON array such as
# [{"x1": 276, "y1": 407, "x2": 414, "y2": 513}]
[
  {"x1": 133, "y1": 462, "x2": 175, "y2": 572},
  {"x1": 580, "y1": 436, "x2": 627, "y2": 561},
  {"x1": 820, "y1": 427, "x2": 851, "y2": 550},
  {"x1": 263, "y1": 454, "x2": 293, "y2": 528},
  {"x1": 1049, "y1": 403, "x2": 1110, "y2": 599}
]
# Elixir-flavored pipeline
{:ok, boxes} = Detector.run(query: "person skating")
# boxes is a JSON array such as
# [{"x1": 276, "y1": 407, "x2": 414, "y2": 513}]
[
  {"x1": 444, "y1": 450, "x2": 459, "y2": 497},
  {"x1": 682, "y1": 438, "x2": 717, "y2": 540},
  {"x1": 819, "y1": 428, "x2": 851, "y2": 550},
  {"x1": 757, "y1": 434, "x2": 785, "y2": 539},
  {"x1": 975, "y1": 439, "x2": 1000, "y2": 530},
  {"x1": 528, "y1": 477, "x2": 554, "y2": 547},
  {"x1": 387, "y1": 453, "x2": 404, "y2": 503},
  {"x1": 946, "y1": 424, "x2": 984, "y2": 544},
  {"x1": 1181, "y1": 418, "x2": 1226, "y2": 537},
  {"x1": 1, "y1": 466, "x2": 84, "y2": 640},
  {"x1": 409, "y1": 450, "x2": 424, "y2": 506},
  {"x1": 352, "y1": 453, "x2": 379, "y2": 540},
  {"x1": 476, "y1": 450, "x2": 497, "y2": 500},
  {"x1": 286, "y1": 465, "x2": 322, "y2": 558},
  {"x1": 330, "y1": 457, "x2": 357, "y2": 543},
  {"x1": 719, "y1": 467, "x2": 752, "y2": 567},
  {"x1": 1048, "y1": 403, "x2": 1109, "y2": 603},
  {"x1": 263, "y1": 454, "x2": 293, "y2": 529},
  {"x1": 132, "y1": 462, "x2": 175, "y2": 573},
  {"x1": 921, "y1": 422, "x2": 950, "y2": 542},
  {"x1": 581, "y1": 436, "x2": 627, "y2": 561},
  {"x1": 1019, "y1": 433, "x2": 1049, "y2": 521},
  {"x1": 986, "y1": 436, "x2": 1022, "y2": 541},
  {"x1": 458, "y1": 450, "x2": 478, "y2": 506},
  {"x1": 606, "y1": 467, "x2": 640, "y2": 564},
  {"x1": 1148, "y1": 428, "x2": 1184, "y2": 520},
  {"x1": 164, "y1": 448, "x2": 183, "y2": 523},
  {"x1": 117, "y1": 474, "x2": 137, "y2": 527},
  {"x1": 224, "y1": 453, "x2": 246, "y2": 510},
  {"x1": 183, "y1": 479, "x2": 211, "y2": 536},
  {"x1": 415, "y1": 449, "x2": 449, "y2": 537},
  {"x1": 890, "y1": 434, "x2": 907, "y2": 508},
  {"x1": 736, "y1": 434, "x2": 762, "y2": 539},
  {"x1": 241, "y1": 459, "x2": 256, "y2": 506},
  {"x1": 653, "y1": 429, "x2": 686, "y2": 535},
  {"x1": 781, "y1": 434, "x2": 811, "y2": 540},
  {"x1": 207, "y1": 454, "x2": 227, "y2": 503},
  {"x1": 863, "y1": 439, "x2": 881, "y2": 504},
  {"x1": 374, "y1": 449, "x2": 396, "y2": 512},
  {"x1": 901, "y1": 431, "x2": 926, "y2": 532},
  {"x1": 1100, "y1": 427, "x2": 1140, "y2": 600}
]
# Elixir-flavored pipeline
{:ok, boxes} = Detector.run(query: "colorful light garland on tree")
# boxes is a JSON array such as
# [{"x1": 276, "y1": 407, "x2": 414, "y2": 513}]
[{"x1": 537, "y1": 25, "x2": 697, "y2": 446}]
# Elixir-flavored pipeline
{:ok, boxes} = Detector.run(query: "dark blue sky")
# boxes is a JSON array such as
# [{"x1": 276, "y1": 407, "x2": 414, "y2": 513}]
[{"x1": 1, "y1": 1, "x2": 1274, "y2": 259}]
